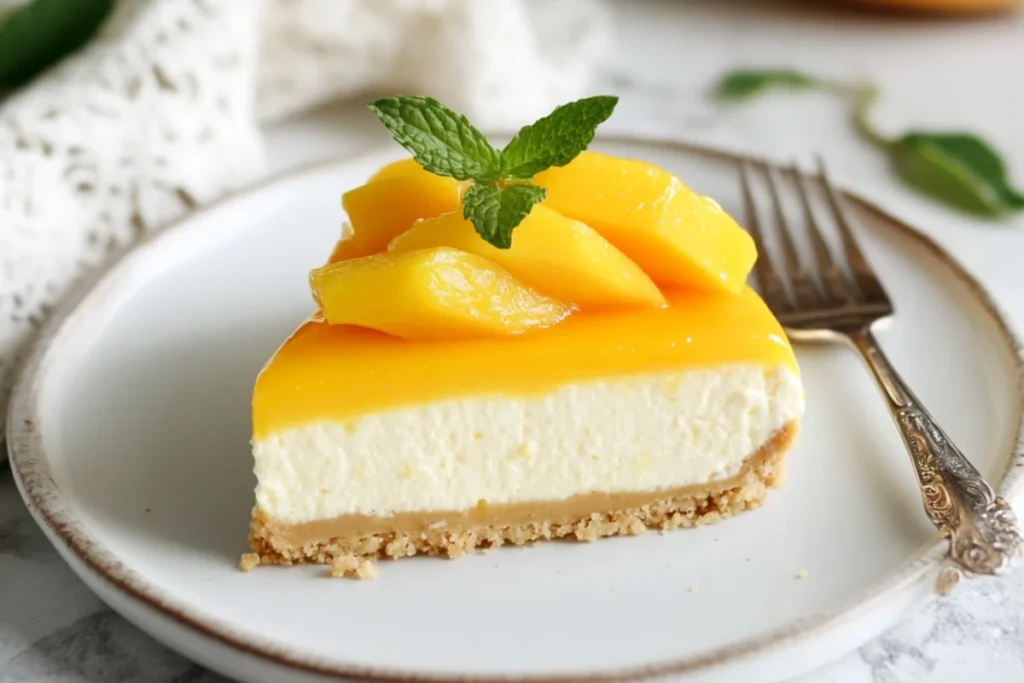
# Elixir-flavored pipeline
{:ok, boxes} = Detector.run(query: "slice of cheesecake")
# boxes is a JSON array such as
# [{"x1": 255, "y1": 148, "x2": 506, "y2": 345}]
[
  {"x1": 249, "y1": 288, "x2": 802, "y2": 564},
  {"x1": 247, "y1": 151, "x2": 804, "y2": 568}
]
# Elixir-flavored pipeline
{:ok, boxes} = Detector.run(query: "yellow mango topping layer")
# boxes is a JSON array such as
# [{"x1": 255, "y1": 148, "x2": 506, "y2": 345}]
[
  {"x1": 253, "y1": 286, "x2": 797, "y2": 437},
  {"x1": 388, "y1": 204, "x2": 666, "y2": 311},
  {"x1": 535, "y1": 151, "x2": 756, "y2": 294},
  {"x1": 309, "y1": 248, "x2": 571, "y2": 340}
]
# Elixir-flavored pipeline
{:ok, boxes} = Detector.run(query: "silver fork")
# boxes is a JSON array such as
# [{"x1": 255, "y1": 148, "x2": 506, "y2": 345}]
[{"x1": 741, "y1": 157, "x2": 1022, "y2": 581}]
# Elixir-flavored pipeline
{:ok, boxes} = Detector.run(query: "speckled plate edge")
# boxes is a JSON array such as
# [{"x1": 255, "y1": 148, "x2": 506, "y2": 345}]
[{"x1": 6, "y1": 135, "x2": 1024, "y2": 683}]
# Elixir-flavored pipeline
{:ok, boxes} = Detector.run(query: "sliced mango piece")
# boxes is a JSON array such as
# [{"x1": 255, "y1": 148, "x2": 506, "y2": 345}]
[
  {"x1": 332, "y1": 162, "x2": 465, "y2": 262},
  {"x1": 535, "y1": 151, "x2": 756, "y2": 294},
  {"x1": 309, "y1": 247, "x2": 572, "y2": 340},
  {"x1": 389, "y1": 205, "x2": 665, "y2": 310},
  {"x1": 326, "y1": 223, "x2": 355, "y2": 263},
  {"x1": 368, "y1": 157, "x2": 427, "y2": 183}
]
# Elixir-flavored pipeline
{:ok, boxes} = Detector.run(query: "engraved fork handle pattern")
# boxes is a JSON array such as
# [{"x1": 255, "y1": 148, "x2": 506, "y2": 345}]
[{"x1": 850, "y1": 329, "x2": 1022, "y2": 575}]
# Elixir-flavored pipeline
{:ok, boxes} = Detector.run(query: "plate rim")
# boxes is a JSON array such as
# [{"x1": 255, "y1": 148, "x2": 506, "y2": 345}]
[{"x1": 7, "y1": 134, "x2": 1024, "y2": 682}]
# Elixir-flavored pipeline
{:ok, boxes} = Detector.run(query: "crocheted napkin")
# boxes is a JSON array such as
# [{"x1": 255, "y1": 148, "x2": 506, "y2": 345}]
[{"x1": 0, "y1": 0, "x2": 607, "y2": 430}]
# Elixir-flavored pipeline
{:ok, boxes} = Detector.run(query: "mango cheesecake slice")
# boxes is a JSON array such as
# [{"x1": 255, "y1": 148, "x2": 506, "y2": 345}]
[{"x1": 247, "y1": 96, "x2": 804, "y2": 570}]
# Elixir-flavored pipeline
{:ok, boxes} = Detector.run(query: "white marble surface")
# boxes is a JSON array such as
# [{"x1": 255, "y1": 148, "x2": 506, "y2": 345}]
[{"x1": 3, "y1": 0, "x2": 1024, "y2": 681}]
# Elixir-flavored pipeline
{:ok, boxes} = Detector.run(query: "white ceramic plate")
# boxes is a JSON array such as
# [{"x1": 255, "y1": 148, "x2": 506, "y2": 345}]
[{"x1": 7, "y1": 137, "x2": 1024, "y2": 683}]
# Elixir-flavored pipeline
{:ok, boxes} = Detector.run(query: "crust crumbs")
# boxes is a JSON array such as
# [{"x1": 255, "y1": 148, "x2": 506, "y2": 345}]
[
  {"x1": 249, "y1": 421, "x2": 798, "y2": 567},
  {"x1": 330, "y1": 555, "x2": 379, "y2": 580},
  {"x1": 239, "y1": 553, "x2": 261, "y2": 572},
  {"x1": 936, "y1": 566, "x2": 962, "y2": 595}
]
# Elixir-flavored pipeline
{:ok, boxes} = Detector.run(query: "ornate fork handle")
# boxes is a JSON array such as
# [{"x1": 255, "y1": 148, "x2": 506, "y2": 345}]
[{"x1": 849, "y1": 329, "x2": 1022, "y2": 576}]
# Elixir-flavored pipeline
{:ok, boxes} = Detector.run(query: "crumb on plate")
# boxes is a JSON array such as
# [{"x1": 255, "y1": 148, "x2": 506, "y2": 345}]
[
  {"x1": 330, "y1": 555, "x2": 379, "y2": 580},
  {"x1": 239, "y1": 553, "x2": 261, "y2": 573},
  {"x1": 936, "y1": 566, "x2": 962, "y2": 595}
]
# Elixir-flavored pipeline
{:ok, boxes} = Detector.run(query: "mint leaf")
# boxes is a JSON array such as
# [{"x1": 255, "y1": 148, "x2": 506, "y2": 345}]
[
  {"x1": 0, "y1": 0, "x2": 113, "y2": 87},
  {"x1": 714, "y1": 68, "x2": 821, "y2": 100},
  {"x1": 502, "y1": 95, "x2": 618, "y2": 178},
  {"x1": 893, "y1": 132, "x2": 1024, "y2": 217},
  {"x1": 462, "y1": 183, "x2": 547, "y2": 249},
  {"x1": 368, "y1": 96, "x2": 502, "y2": 182}
]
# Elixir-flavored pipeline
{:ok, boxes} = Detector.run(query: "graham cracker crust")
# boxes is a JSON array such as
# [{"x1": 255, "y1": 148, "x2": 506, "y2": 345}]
[{"x1": 249, "y1": 420, "x2": 799, "y2": 566}]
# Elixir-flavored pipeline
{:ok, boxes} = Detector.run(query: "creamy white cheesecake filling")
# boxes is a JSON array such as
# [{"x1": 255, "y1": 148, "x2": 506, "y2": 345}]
[{"x1": 253, "y1": 365, "x2": 804, "y2": 524}]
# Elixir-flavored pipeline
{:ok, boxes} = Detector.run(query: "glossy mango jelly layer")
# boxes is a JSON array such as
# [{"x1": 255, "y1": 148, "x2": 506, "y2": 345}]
[{"x1": 252, "y1": 286, "x2": 797, "y2": 439}]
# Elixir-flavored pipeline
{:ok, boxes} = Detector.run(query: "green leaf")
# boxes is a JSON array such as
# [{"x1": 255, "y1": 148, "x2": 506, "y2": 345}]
[
  {"x1": 0, "y1": 0, "x2": 114, "y2": 87},
  {"x1": 714, "y1": 68, "x2": 820, "y2": 100},
  {"x1": 462, "y1": 183, "x2": 547, "y2": 249},
  {"x1": 501, "y1": 95, "x2": 619, "y2": 178},
  {"x1": 368, "y1": 96, "x2": 502, "y2": 182},
  {"x1": 892, "y1": 132, "x2": 1024, "y2": 217}
]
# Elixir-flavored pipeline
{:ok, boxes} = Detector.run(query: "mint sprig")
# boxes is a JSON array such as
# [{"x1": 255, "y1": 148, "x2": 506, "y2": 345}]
[{"x1": 369, "y1": 95, "x2": 618, "y2": 248}]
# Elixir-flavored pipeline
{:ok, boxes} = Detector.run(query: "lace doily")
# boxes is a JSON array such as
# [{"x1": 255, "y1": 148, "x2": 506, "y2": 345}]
[{"x1": 0, "y1": 0, "x2": 607, "y2": 430}]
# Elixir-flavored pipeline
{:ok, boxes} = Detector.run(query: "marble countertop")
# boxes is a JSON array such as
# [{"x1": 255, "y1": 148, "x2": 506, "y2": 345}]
[{"x1": 3, "y1": 1, "x2": 1024, "y2": 681}]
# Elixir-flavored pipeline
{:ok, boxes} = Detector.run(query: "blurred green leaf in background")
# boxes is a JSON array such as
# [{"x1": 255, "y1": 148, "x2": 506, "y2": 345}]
[
  {"x1": 713, "y1": 67, "x2": 1024, "y2": 219},
  {"x1": 0, "y1": 0, "x2": 114, "y2": 87},
  {"x1": 714, "y1": 68, "x2": 828, "y2": 100}
]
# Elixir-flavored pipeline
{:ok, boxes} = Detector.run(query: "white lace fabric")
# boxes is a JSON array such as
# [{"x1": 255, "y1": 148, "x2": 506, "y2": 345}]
[{"x1": 0, "y1": 0, "x2": 607, "y2": 426}]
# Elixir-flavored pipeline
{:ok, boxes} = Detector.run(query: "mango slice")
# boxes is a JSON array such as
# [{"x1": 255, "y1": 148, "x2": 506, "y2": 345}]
[
  {"x1": 309, "y1": 247, "x2": 572, "y2": 340},
  {"x1": 535, "y1": 151, "x2": 756, "y2": 294},
  {"x1": 388, "y1": 205, "x2": 666, "y2": 310},
  {"x1": 326, "y1": 223, "x2": 355, "y2": 263},
  {"x1": 368, "y1": 157, "x2": 427, "y2": 183},
  {"x1": 331, "y1": 161, "x2": 465, "y2": 262}
]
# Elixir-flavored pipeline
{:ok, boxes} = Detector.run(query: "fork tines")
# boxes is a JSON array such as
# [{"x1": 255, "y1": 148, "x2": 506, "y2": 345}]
[{"x1": 740, "y1": 158, "x2": 891, "y2": 321}]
